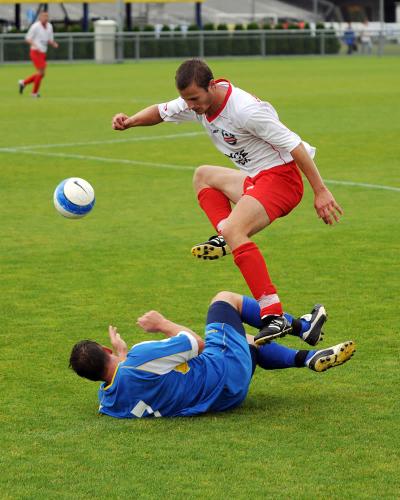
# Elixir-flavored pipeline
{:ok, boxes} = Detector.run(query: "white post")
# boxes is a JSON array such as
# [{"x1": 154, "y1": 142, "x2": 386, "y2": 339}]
[
  {"x1": 94, "y1": 20, "x2": 117, "y2": 63},
  {"x1": 313, "y1": 0, "x2": 318, "y2": 21},
  {"x1": 379, "y1": 0, "x2": 385, "y2": 56}
]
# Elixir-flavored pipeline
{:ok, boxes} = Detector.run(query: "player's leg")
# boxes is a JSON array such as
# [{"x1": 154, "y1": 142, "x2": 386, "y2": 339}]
[
  {"x1": 241, "y1": 295, "x2": 327, "y2": 346},
  {"x1": 191, "y1": 165, "x2": 246, "y2": 259},
  {"x1": 206, "y1": 292, "x2": 255, "y2": 409},
  {"x1": 248, "y1": 335, "x2": 356, "y2": 372},
  {"x1": 19, "y1": 51, "x2": 38, "y2": 93},
  {"x1": 32, "y1": 67, "x2": 45, "y2": 97},
  {"x1": 208, "y1": 291, "x2": 246, "y2": 332},
  {"x1": 218, "y1": 194, "x2": 293, "y2": 340}
]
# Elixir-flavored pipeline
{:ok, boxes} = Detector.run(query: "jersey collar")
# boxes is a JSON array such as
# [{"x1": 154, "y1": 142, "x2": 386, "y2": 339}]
[{"x1": 206, "y1": 79, "x2": 232, "y2": 123}]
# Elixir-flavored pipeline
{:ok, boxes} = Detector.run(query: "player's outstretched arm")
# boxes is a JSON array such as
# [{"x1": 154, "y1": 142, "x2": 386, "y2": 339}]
[
  {"x1": 137, "y1": 311, "x2": 205, "y2": 353},
  {"x1": 108, "y1": 325, "x2": 128, "y2": 361},
  {"x1": 291, "y1": 143, "x2": 343, "y2": 225},
  {"x1": 112, "y1": 105, "x2": 163, "y2": 131}
]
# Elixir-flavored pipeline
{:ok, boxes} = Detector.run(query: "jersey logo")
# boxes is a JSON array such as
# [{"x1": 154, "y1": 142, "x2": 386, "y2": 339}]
[
  {"x1": 221, "y1": 130, "x2": 237, "y2": 145},
  {"x1": 173, "y1": 362, "x2": 190, "y2": 374},
  {"x1": 225, "y1": 149, "x2": 250, "y2": 166}
]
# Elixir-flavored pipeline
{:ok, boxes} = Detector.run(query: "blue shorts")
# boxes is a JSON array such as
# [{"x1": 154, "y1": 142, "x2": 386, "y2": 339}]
[{"x1": 203, "y1": 301, "x2": 253, "y2": 412}]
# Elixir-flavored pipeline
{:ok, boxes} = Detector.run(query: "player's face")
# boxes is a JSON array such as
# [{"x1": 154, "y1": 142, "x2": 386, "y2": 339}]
[
  {"x1": 179, "y1": 82, "x2": 214, "y2": 115},
  {"x1": 39, "y1": 12, "x2": 49, "y2": 25}
]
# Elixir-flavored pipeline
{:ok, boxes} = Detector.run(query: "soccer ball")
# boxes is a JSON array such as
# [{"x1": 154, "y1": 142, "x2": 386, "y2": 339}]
[{"x1": 53, "y1": 177, "x2": 95, "y2": 219}]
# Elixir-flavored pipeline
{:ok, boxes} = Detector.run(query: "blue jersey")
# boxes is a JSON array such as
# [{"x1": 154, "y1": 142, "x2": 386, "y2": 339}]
[{"x1": 98, "y1": 324, "x2": 252, "y2": 418}]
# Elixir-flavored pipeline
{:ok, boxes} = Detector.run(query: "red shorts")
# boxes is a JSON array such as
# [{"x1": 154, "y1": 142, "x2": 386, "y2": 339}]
[
  {"x1": 30, "y1": 49, "x2": 47, "y2": 70},
  {"x1": 242, "y1": 161, "x2": 304, "y2": 223}
]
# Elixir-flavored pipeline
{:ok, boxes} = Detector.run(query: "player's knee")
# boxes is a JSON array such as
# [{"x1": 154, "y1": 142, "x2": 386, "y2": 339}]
[
  {"x1": 211, "y1": 291, "x2": 240, "y2": 309},
  {"x1": 219, "y1": 221, "x2": 243, "y2": 242},
  {"x1": 193, "y1": 165, "x2": 212, "y2": 191}
]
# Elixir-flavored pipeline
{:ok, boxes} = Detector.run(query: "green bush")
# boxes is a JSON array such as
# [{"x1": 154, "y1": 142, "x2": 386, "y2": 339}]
[
  {"x1": 187, "y1": 24, "x2": 200, "y2": 56},
  {"x1": 216, "y1": 23, "x2": 230, "y2": 56},
  {"x1": 203, "y1": 22, "x2": 217, "y2": 56},
  {"x1": 273, "y1": 24, "x2": 290, "y2": 55},
  {"x1": 232, "y1": 24, "x2": 249, "y2": 55}
]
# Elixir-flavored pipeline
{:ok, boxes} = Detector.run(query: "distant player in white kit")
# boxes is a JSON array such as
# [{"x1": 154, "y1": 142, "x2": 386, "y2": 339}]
[
  {"x1": 18, "y1": 11, "x2": 58, "y2": 97},
  {"x1": 111, "y1": 59, "x2": 343, "y2": 345}
]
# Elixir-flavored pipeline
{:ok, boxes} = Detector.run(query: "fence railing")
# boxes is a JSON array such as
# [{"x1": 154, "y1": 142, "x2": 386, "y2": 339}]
[{"x1": 0, "y1": 29, "x2": 398, "y2": 63}]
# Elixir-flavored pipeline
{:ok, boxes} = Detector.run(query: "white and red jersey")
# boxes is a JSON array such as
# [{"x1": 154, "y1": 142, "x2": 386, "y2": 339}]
[
  {"x1": 25, "y1": 21, "x2": 54, "y2": 53},
  {"x1": 158, "y1": 79, "x2": 315, "y2": 177}
]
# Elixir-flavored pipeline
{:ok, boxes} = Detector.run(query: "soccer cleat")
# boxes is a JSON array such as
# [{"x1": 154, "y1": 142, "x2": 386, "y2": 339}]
[
  {"x1": 300, "y1": 304, "x2": 327, "y2": 346},
  {"x1": 306, "y1": 340, "x2": 356, "y2": 372},
  {"x1": 191, "y1": 235, "x2": 231, "y2": 260},
  {"x1": 31, "y1": 93, "x2": 41, "y2": 98},
  {"x1": 254, "y1": 315, "x2": 293, "y2": 345},
  {"x1": 18, "y1": 80, "x2": 25, "y2": 94}
]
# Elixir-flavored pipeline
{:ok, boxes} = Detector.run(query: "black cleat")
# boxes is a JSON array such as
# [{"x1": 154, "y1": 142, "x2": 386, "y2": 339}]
[
  {"x1": 191, "y1": 235, "x2": 231, "y2": 260},
  {"x1": 254, "y1": 315, "x2": 293, "y2": 345},
  {"x1": 18, "y1": 80, "x2": 25, "y2": 94},
  {"x1": 300, "y1": 304, "x2": 327, "y2": 346},
  {"x1": 306, "y1": 341, "x2": 356, "y2": 372}
]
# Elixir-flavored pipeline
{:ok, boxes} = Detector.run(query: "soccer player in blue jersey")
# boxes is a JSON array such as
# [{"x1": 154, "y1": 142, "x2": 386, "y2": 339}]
[{"x1": 69, "y1": 292, "x2": 355, "y2": 419}]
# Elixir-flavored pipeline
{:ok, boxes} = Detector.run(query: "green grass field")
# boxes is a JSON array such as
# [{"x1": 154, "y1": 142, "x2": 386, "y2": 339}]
[{"x1": 1, "y1": 56, "x2": 399, "y2": 499}]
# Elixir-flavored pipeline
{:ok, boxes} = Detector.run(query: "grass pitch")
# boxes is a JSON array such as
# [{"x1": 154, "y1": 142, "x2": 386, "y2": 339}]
[{"x1": 1, "y1": 56, "x2": 399, "y2": 499}]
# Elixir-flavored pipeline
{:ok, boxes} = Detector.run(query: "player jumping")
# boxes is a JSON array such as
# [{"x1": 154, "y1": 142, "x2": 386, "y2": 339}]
[{"x1": 111, "y1": 59, "x2": 343, "y2": 346}]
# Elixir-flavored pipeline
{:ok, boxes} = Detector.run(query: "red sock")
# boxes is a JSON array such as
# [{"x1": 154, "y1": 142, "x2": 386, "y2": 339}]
[
  {"x1": 33, "y1": 74, "x2": 43, "y2": 94},
  {"x1": 198, "y1": 187, "x2": 232, "y2": 231},
  {"x1": 24, "y1": 74, "x2": 37, "y2": 86},
  {"x1": 233, "y1": 241, "x2": 283, "y2": 317}
]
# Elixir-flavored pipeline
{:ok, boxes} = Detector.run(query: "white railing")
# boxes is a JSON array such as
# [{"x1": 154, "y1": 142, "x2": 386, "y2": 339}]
[{"x1": 0, "y1": 28, "x2": 399, "y2": 64}]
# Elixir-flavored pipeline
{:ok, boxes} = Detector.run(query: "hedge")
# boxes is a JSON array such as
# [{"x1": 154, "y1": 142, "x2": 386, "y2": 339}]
[{"x1": 2, "y1": 26, "x2": 341, "y2": 62}]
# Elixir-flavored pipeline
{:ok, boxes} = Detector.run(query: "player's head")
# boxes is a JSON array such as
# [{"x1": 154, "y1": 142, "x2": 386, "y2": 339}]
[
  {"x1": 69, "y1": 340, "x2": 110, "y2": 381},
  {"x1": 39, "y1": 11, "x2": 49, "y2": 24},
  {"x1": 175, "y1": 59, "x2": 215, "y2": 115}
]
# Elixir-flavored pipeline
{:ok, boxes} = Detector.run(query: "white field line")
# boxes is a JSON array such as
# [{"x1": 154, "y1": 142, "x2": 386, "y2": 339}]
[
  {"x1": 1, "y1": 148, "x2": 195, "y2": 171},
  {"x1": 0, "y1": 131, "x2": 203, "y2": 151},
  {"x1": 323, "y1": 179, "x2": 400, "y2": 193},
  {"x1": 1, "y1": 146, "x2": 399, "y2": 193}
]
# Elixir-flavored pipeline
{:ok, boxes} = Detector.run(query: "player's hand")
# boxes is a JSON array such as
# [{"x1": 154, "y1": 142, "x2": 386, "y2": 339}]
[
  {"x1": 137, "y1": 311, "x2": 166, "y2": 333},
  {"x1": 314, "y1": 187, "x2": 343, "y2": 225},
  {"x1": 53, "y1": 41, "x2": 59, "y2": 49},
  {"x1": 108, "y1": 325, "x2": 128, "y2": 356},
  {"x1": 112, "y1": 113, "x2": 129, "y2": 131}
]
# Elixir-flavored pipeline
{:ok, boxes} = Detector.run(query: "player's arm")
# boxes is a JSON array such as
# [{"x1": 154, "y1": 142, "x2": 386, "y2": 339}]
[
  {"x1": 137, "y1": 310, "x2": 205, "y2": 353},
  {"x1": 112, "y1": 105, "x2": 162, "y2": 131},
  {"x1": 290, "y1": 143, "x2": 343, "y2": 225},
  {"x1": 108, "y1": 325, "x2": 128, "y2": 361}
]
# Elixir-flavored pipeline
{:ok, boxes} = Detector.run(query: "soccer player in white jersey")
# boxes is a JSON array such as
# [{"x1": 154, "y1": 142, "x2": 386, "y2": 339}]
[
  {"x1": 69, "y1": 291, "x2": 355, "y2": 419},
  {"x1": 18, "y1": 11, "x2": 58, "y2": 98},
  {"x1": 111, "y1": 59, "x2": 343, "y2": 345}
]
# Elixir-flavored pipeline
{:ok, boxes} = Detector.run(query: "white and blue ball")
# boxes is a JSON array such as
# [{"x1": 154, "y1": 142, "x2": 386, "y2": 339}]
[{"x1": 54, "y1": 177, "x2": 95, "y2": 219}]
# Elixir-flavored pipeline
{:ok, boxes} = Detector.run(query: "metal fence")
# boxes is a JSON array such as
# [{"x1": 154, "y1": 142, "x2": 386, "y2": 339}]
[{"x1": 1, "y1": 29, "x2": 399, "y2": 64}]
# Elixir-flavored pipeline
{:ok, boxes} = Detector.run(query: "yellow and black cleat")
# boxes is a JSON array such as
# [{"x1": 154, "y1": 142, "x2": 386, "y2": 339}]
[
  {"x1": 306, "y1": 341, "x2": 356, "y2": 372},
  {"x1": 191, "y1": 235, "x2": 231, "y2": 260}
]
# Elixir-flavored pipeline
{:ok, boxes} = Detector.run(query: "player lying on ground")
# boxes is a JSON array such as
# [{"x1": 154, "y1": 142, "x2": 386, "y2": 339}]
[
  {"x1": 111, "y1": 59, "x2": 343, "y2": 346},
  {"x1": 18, "y1": 11, "x2": 58, "y2": 98},
  {"x1": 69, "y1": 291, "x2": 355, "y2": 419}
]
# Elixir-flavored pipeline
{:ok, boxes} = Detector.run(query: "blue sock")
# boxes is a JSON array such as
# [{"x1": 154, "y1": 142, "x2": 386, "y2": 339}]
[
  {"x1": 241, "y1": 296, "x2": 309, "y2": 337},
  {"x1": 256, "y1": 342, "x2": 299, "y2": 369},
  {"x1": 241, "y1": 296, "x2": 263, "y2": 328}
]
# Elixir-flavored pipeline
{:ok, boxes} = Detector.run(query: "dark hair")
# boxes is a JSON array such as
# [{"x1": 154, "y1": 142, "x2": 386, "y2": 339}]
[
  {"x1": 69, "y1": 340, "x2": 107, "y2": 381},
  {"x1": 175, "y1": 59, "x2": 214, "y2": 91}
]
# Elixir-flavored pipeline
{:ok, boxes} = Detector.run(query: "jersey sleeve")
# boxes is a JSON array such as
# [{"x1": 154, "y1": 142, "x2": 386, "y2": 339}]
[
  {"x1": 125, "y1": 332, "x2": 199, "y2": 375},
  {"x1": 48, "y1": 23, "x2": 54, "y2": 42},
  {"x1": 244, "y1": 103, "x2": 302, "y2": 153},
  {"x1": 158, "y1": 97, "x2": 198, "y2": 123},
  {"x1": 25, "y1": 23, "x2": 37, "y2": 41}
]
